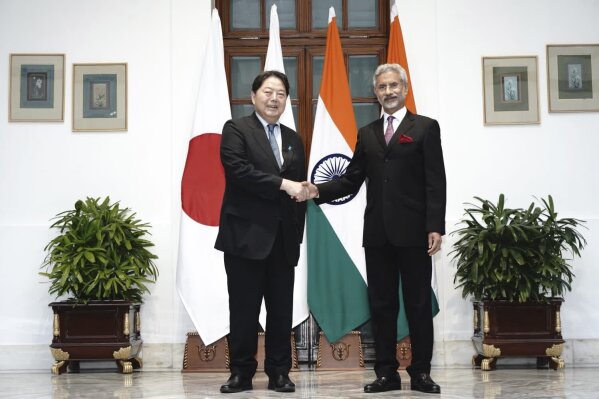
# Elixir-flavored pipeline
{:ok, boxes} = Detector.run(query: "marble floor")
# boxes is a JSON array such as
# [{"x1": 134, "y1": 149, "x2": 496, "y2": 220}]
[{"x1": 0, "y1": 367, "x2": 597, "y2": 399}]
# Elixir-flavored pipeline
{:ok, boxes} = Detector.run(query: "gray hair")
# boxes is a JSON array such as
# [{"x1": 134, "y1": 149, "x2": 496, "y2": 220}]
[{"x1": 372, "y1": 63, "x2": 408, "y2": 88}]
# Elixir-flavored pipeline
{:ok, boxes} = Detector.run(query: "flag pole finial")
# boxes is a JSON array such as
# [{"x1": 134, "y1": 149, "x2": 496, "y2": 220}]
[{"x1": 328, "y1": 7, "x2": 336, "y2": 23}]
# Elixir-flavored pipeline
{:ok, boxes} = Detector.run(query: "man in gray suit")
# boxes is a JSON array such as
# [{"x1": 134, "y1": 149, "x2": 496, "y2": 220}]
[{"x1": 215, "y1": 71, "x2": 306, "y2": 394}]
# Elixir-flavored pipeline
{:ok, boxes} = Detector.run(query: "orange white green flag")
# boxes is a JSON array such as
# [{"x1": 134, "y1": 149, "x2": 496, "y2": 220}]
[
  {"x1": 176, "y1": 8, "x2": 230, "y2": 345},
  {"x1": 387, "y1": 0, "x2": 417, "y2": 114},
  {"x1": 307, "y1": 7, "x2": 370, "y2": 343}
]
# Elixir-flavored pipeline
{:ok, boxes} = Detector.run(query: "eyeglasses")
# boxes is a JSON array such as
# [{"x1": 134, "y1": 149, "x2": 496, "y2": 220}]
[
  {"x1": 262, "y1": 89, "x2": 287, "y2": 99},
  {"x1": 376, "y1": 82, "x2": 401, "y2": 92}
]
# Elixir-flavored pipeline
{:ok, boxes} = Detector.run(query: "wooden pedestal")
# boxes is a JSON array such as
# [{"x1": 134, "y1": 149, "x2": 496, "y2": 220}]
[
  {"x1": 49, "y1": 301, "x2": 142, "y2": 374},
  {"x1": 396, "y1": 335, "x2": 413, "y2": 369},
  {"x1": 256, "y1": 332, "x2": 299, "y2": 371},
  {"x1": 472, "y1": 299, "x2": 565, "y2": 371},
  {"x1": 181, "y1": 332, "x2": 298, "y2": 372},
  {"x1": 182, "y1": 333, "x2": 229, "y2": 372},
  {"x1": 316, "y1": 331, "x2": 364, "y2": 370}
]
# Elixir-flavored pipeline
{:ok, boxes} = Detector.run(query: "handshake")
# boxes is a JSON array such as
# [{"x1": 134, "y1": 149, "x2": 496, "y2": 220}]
[{"x1": 281, "y1": 179, "x2": 319, "y2": 202}]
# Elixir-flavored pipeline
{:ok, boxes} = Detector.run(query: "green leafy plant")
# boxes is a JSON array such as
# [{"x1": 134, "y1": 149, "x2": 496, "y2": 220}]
[
  {"x1": 451, "y1": 194, "x2": 586, "y2": 302},
  {"x1": 41, "y1": 197, "x2": 158, "y2": 303}
]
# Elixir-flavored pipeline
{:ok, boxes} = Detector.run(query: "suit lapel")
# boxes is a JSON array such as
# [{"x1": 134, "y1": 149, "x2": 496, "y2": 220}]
[
  {"x1": 373, "y1": 117, "x2": 387, "y2": 150},
  {"x1": 386, "y1": 111, "x2": 415, "y2": 151},
  {"x1": 397, "y1": 111, "x2": 415, "y2": 135},
  {"x1": 249, "y1": 113, "x2": 281, "y2": 171},
  {"x1": 280, "y1": 126, "x2": 295, "y2": 173}
]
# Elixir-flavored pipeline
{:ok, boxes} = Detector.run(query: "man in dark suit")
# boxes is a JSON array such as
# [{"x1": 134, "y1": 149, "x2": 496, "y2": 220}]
[
  {"x1": 305, "y1": 63, "x2": 446, "y2": 394},
  {"x1": 215, "y1": 71, "x2": 307, "y2": 394}
]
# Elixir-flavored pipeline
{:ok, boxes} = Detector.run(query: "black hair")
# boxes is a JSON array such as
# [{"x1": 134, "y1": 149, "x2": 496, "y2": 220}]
[{"x1": 251, "y1": 70, "x2": 290, "y2": 96}]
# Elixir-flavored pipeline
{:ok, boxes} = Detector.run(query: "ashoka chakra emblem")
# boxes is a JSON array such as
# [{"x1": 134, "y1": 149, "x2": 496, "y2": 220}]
[{"x1": 310, "y1": 153, "x2": 356, "y2": 205}]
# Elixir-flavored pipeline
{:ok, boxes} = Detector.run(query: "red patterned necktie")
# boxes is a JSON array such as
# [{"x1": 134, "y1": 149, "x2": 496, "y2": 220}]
[{"x1": 384, "y1": 115, "x2": 395, "y2": 144}]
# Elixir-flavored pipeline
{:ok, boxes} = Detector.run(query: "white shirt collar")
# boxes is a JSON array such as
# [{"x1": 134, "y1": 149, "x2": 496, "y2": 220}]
[
  {"x1": 255, "y1": 113, "x2": 279, "y2": 131},
  {"x1": 383, "y1": 106, "x2": 407, "y2": 124}
]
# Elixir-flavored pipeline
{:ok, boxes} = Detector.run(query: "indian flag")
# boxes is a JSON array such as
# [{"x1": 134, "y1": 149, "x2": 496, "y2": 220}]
[
  {"x1": 307, "y1": 7, "x2": 370, "y2": 343},
  {"x1": 387, "y1": 0, "x2": 417, "y2": 115},
  {"x1": 388, "y1": 0, "x2": 440, "y2": 339}
]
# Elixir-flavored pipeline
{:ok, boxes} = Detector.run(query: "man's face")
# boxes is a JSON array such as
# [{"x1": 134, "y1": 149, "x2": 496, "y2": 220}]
[
  {"x1": 374, "y1": 70, "x2": 408, "y2": 114},
  {"x1": 251, "y1": 76, "x2": 287, "y2": 124}
]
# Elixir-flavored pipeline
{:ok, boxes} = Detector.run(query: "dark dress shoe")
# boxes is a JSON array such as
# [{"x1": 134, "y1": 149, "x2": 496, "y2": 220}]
[
  {"x1": 267, "y1": 374, "x2": 296, "y2": 392},
  {"x1": 410, "y1": 373, "x2": 441, "y2": 394},
  {"x1": 364, "y1": 375, "x2": 402, "y2": 393},
  {"x1": 220, "y1": 374, "x2": 252, "y2": 393}
]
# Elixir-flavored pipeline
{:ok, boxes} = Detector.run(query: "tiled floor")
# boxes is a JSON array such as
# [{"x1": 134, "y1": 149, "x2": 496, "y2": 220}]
[{"x1": 1, "y1": 367, "x2": 597, "y2": 398}]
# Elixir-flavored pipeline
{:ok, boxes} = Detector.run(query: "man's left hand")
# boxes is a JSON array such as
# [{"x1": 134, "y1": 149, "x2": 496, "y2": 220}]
[{"x1": 427, "y1": 232, "x2": 442, "y2": 256}]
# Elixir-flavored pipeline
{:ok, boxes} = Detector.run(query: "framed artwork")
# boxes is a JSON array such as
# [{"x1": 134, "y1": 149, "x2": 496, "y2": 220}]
[
  {"x1": 9, "y1": 54, "x2": 65, "y2": 122},
  {"x1": 482, "y1": 56, "x2": 540, "y2": 125},
  {"x1": 72, "y1": 63, "x2": 128, "y2": 131},
  {"x1": 547, "y1": 44, "x2": 599, "y2": 112}
]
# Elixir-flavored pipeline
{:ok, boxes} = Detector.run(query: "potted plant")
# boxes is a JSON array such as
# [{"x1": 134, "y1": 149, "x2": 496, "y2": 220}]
[
  {"x1": 41, "y1": 196, "x2": 158, "y2": 374},
  {"x1": 451, "y1": 194, "x2": 585, "y2": 370}
]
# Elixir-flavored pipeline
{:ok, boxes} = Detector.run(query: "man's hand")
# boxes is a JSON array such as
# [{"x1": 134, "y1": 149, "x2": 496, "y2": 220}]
[
  {"x1": 281, "y1": 179, "x2": 309, "y2": 201},
  {"x1": 428, "y1": 232, "x2": 442, "y2": 256},
  {"x1": 301, "y1": 181, "x2": 319, "y2": 199}
]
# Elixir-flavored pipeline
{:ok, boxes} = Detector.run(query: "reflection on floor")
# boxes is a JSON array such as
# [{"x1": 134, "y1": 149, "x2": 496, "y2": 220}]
[{"x1": 1, "y1": 367, "x2": 597, "y2": 398}]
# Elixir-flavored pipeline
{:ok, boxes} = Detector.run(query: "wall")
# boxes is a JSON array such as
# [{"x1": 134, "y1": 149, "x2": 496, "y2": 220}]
[
  {"x1": 429, "y1": 0, "x2": 599, "y2": 366},
  {"x1": 0, "y1": 0, "x2": 598, "y2": 370},
  {"x1": 0, "y1": 0, "x2": 207, "y2": 370}
]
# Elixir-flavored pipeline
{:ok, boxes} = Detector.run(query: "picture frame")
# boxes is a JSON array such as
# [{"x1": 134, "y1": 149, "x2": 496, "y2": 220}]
[
  {"x1": 9, "y1": 54, "x2": 65, "y2": 122},
  {"x1": 72, "y1": 63, "x2": 128, "y2": 131},
  {"x1": 482, "y1": 56, "x2": 540, "y2": 125},
  {"x1": 547, "y1": 44, "x2": 599, "y2": 112}
]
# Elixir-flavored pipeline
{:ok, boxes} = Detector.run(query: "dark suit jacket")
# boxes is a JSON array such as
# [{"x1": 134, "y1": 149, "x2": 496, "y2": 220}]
[
  {"x1": 317, "y1": 111, "x2": 446, "y2": 247},
  {"x1": 215, "y1": 113, "x2": 306, "y2": 265}
]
